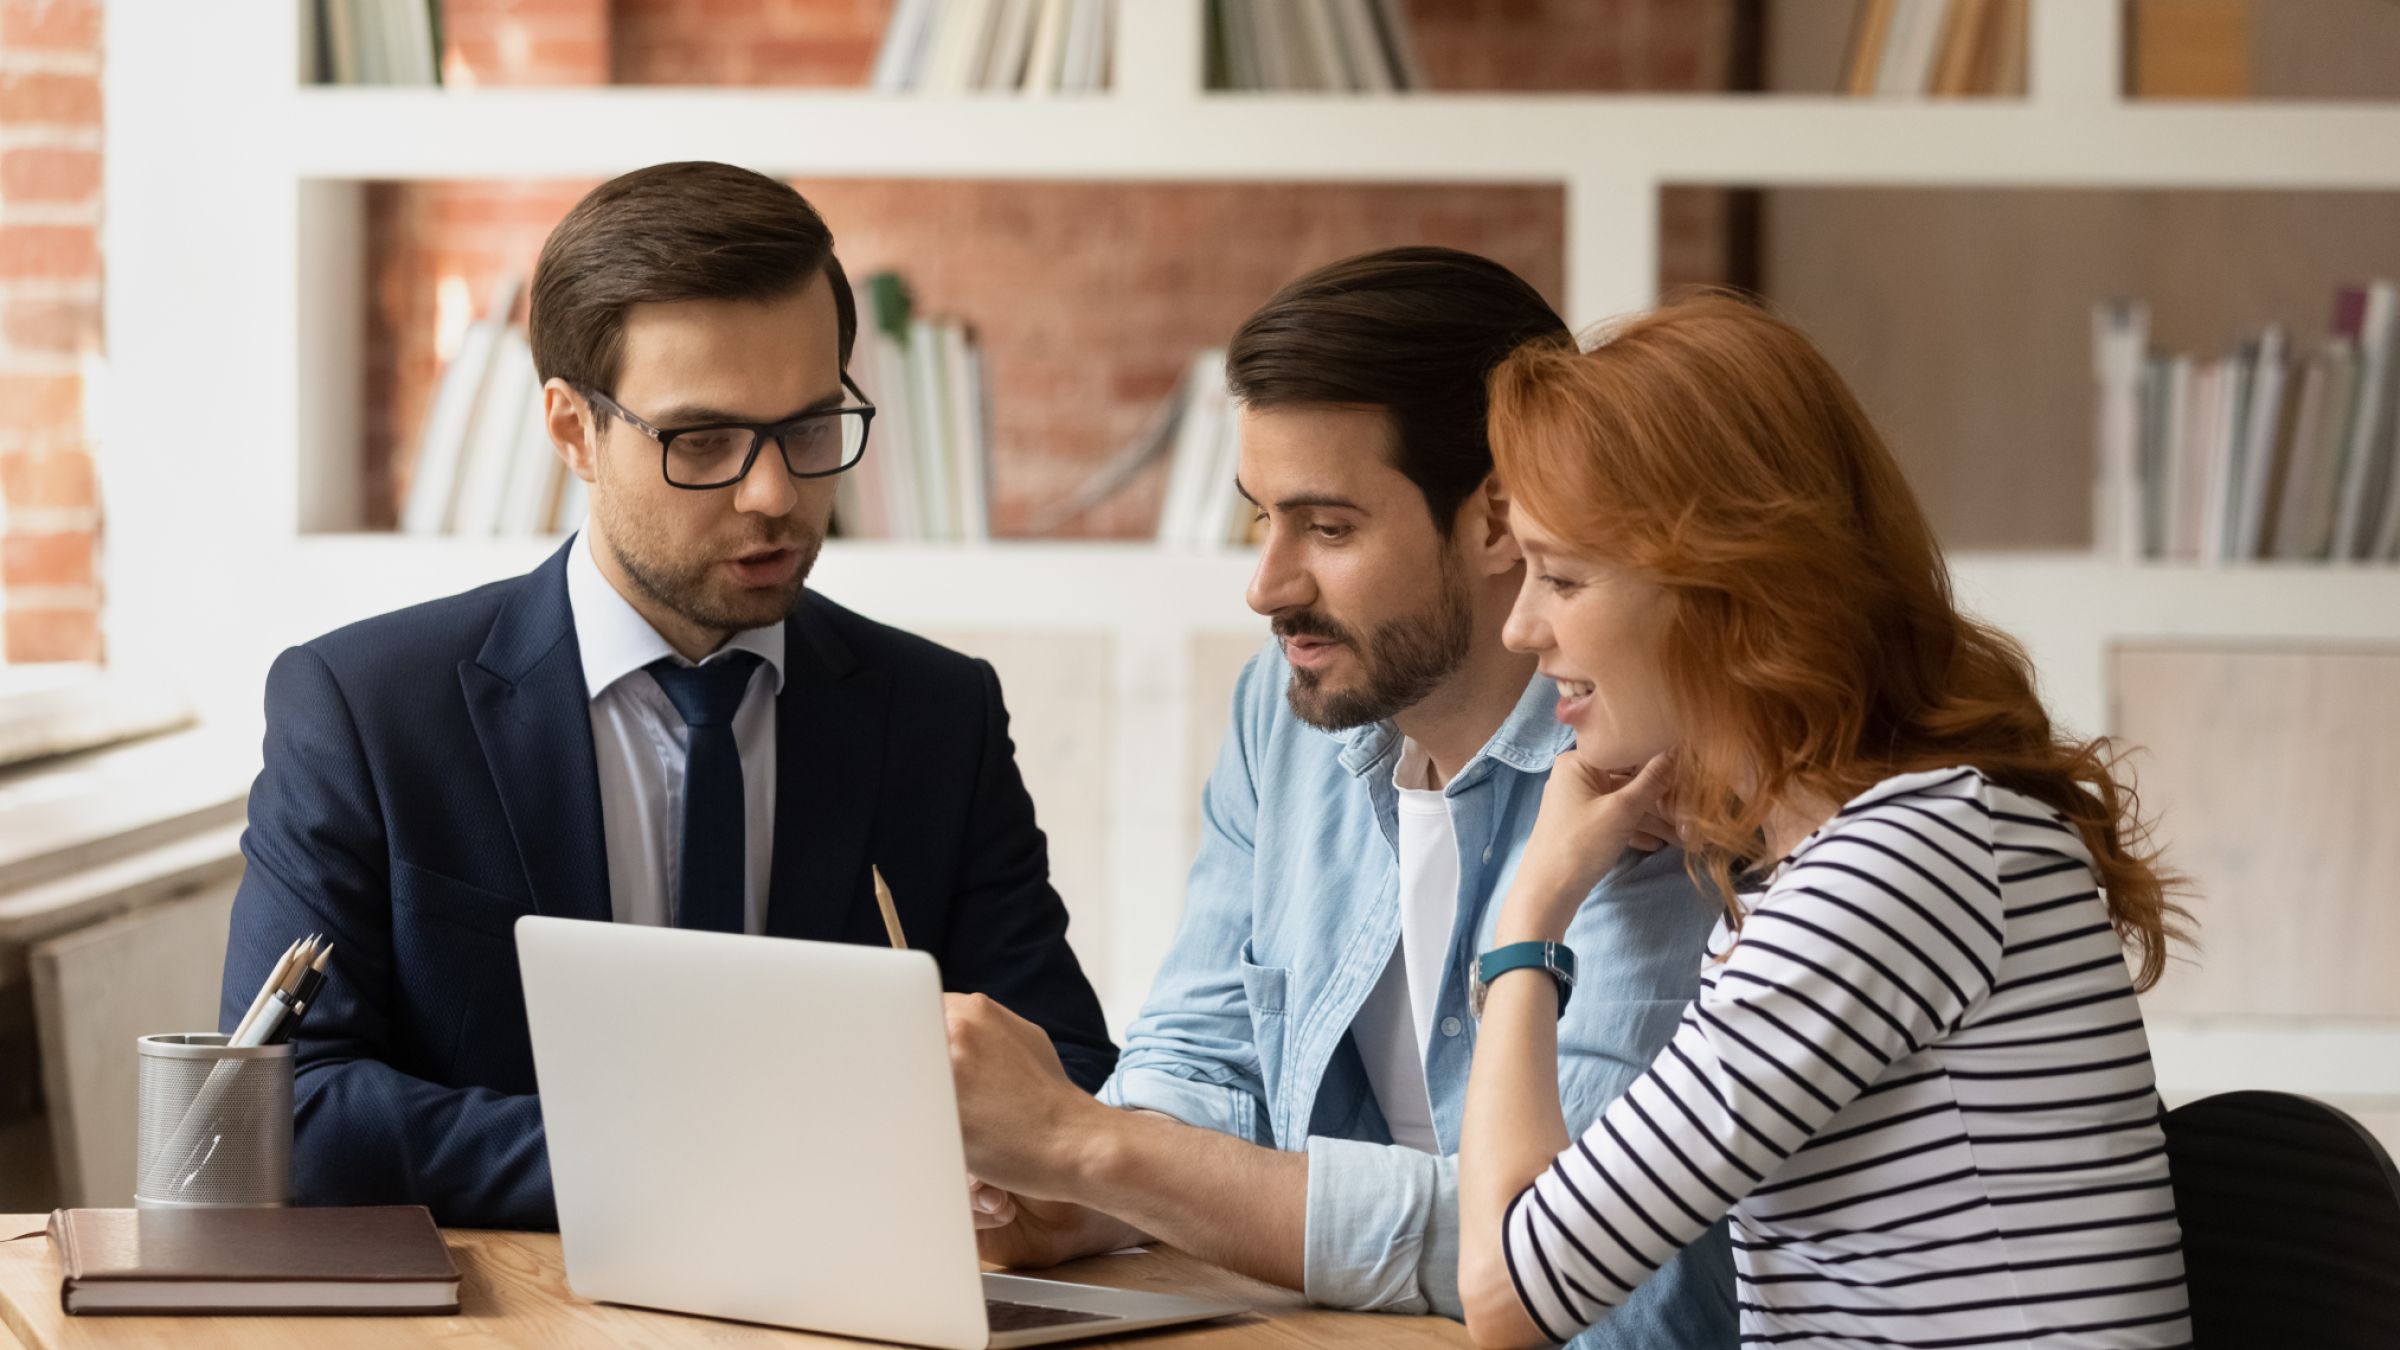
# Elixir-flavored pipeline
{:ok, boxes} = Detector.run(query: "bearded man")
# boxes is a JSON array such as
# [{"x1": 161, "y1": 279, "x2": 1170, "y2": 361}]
[{"x1": 943, "y1": 248, "x2": 1735, "y2": 1348}]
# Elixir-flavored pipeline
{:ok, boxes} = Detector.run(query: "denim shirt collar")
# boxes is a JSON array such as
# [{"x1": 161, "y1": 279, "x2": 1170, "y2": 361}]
[{"x1": 1332, "y1": 667, "x2": 1574, "y2": 791}]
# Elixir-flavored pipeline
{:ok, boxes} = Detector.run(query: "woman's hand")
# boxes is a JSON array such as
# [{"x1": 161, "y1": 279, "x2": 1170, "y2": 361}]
[{"x1": 1500, "y1": 751, "x2": 1676, "y2": 943}]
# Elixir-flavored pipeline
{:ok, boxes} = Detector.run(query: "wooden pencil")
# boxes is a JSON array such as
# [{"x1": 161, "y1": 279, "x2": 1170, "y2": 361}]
[{"x1": 870, "y1": 866, "x2": 908, "y2": 949}]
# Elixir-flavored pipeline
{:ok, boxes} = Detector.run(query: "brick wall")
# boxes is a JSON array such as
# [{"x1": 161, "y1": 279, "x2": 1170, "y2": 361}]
[
  {"x1": 370, "y1": 0, "x2": 1743, "y2": 538},
  {"x1": 370, "y1": 178, "x2": 1570, "y2": 537},
  {"x1": 0, "y1": 0, "x2": 103, "y2": 663}
]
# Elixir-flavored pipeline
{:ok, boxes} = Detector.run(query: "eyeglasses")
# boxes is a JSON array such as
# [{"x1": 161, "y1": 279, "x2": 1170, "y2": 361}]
[{"x1": 577, "y1": 375, "x2": 876, "y2": 489}]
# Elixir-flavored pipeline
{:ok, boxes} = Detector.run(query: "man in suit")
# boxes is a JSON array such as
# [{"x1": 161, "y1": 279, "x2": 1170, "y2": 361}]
[{"x1": 219, "y1": 161, "x2": 1116, "y2": 1228}]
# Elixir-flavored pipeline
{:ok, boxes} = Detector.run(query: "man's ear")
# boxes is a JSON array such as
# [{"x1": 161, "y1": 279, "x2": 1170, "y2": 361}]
[
  {"x1": 543, "y1": 377, "x2": 599, "y2": 484},
  {"x1": 1464, "y1": 473, "x2": 1525, "y2": 575}
]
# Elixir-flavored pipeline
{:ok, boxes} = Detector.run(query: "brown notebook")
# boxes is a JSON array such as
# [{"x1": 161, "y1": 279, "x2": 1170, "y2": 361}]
[{"x1": 49, "y1": 1206, "x2": 461, "y2": 1316}]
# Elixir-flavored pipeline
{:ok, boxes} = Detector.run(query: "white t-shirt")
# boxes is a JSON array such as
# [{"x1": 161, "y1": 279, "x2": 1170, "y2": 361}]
[{"x1": 1352, "y1": 739, "x2": 1462, "y2": 1153}]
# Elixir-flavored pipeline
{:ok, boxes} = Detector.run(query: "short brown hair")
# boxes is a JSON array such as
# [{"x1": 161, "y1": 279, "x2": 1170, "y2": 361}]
[
  {"x1": 1226, "y1": 246, "x2": 1569, "y2": 533},
  {"x1": 530, "y1": 161, "x2": 856, "y2": 398}
]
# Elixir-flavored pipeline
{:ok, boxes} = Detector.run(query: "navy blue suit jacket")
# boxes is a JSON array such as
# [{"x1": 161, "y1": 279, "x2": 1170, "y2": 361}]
[{"x1": 220, "y1": 541, "x2": 1117, "y2": 1227}]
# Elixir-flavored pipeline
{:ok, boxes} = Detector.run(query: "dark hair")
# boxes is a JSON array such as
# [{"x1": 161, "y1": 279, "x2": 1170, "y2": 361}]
[
  {"x1": 1226, "y1": 245, "x2": 1570, "y2": 532},
  {"x1": 530, "y1": 161, "x2": 857, "y2": 400}
]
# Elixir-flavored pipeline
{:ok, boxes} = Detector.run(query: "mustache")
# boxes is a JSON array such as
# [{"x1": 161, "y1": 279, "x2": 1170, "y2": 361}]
[
  {"x1": 1272, "y1": 611, "x2": 1354, "y2": 645},
  {"x1": 729, "y1": 532, "x2": 814, "y2": 556}
]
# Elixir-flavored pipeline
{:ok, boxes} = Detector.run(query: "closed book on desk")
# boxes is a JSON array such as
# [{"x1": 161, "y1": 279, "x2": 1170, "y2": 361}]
[{"x1": 49, "y1": 1206, "x2": 459, "y2": 1315}]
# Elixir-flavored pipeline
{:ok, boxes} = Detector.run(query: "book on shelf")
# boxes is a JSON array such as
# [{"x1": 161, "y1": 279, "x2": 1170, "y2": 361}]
[
  {"x1": 1208, "y1": 0, "x2": 1419, "y2": 93},
  {"x1": 829, "y1": 272, "x2": 996, "y2": 542},
  {"x1": 1021, "y1": 363, "x2": 1191, "y2": 537},
  {"x1": 310, "y1": 0, "x2": 442, "y2": 86},
  {"x1": 2093, "y1": 279, "x2": 2400, "y2": 564},
  {"x1": 448, "y1": 329, "x2": 538, "y2": 538},
  {"x1": 400, "y1": 274, "x2": 516, "y2": 535},
  {"x1": 1155, "y1": 350, "x2": 1254, "y2": 549},
  {"x1": 1018, "y1": 348, "x2": 1251, "y2": 546},
  {"x1": 2128, "y1": 0, "x2": 2250, "y2": 99},
  {"x1": 398, "y1": 275, "x2": 585, "y2": 540},
  {"x1": 1842, "y1": 0, "x2": 2024, "y2": 98},
  {"x1": 873, "y1": 0, "x2": 1113, "y2": 95},
  {"x1": 2332, "y1": 283, "x2": 2400, "y2": 558}
]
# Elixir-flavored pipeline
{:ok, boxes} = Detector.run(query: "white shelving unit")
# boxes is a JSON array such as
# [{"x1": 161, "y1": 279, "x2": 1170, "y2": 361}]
[{"x1": 97, "y1": 1, "x2": 2400, "y2": 1074}]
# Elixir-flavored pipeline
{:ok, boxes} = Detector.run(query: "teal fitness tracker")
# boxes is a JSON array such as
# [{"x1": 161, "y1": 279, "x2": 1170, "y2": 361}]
[{"x1": 1471, "y1": 941, "x2": 1577, "y2": 1019}]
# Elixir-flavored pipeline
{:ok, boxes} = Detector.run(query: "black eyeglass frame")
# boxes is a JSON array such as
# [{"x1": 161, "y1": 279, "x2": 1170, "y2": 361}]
[{"x1": 576, "y1": 373, "x2": 877, "y2": 489}]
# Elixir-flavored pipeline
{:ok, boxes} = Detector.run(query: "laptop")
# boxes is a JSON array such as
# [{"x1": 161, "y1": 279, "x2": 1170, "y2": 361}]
[{"x1": 516, "y1": 916, "x2": 1245, "y2": 1348}]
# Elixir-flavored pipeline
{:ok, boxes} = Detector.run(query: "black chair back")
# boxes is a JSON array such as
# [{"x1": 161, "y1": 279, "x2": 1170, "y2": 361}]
[{"x1": 2163, "y1": 1090, "x2": 2400, "y2": 1348}]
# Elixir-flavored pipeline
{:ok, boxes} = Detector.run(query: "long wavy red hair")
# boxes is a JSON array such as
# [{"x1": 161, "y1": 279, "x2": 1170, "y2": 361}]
[{"x1": 1490, "y1": 292, "x2": 2190, "y2": 990}]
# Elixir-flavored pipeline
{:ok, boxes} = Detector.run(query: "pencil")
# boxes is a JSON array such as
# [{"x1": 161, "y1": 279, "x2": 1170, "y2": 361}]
[
  {"x1": 871, "y1": 865, "x2": 907, "y2": 949},
  {"x1": 231, "y1": 937, "x2": 303, "y2": 1044}
]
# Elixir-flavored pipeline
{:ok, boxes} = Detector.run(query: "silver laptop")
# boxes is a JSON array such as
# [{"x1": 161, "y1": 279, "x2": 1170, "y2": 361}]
[{"x1": 516, "y1": 916, "x2": 1244, "y2": 1348}]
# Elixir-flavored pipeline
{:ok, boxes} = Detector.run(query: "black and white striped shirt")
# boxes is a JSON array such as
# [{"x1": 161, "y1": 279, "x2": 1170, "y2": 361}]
[{"x1": 1503, "y1": 767, "x2": 2190, "y2": 1347}]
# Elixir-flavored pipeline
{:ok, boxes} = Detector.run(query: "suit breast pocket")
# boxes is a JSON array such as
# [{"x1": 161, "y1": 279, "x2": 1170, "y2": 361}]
[{"x1": 389, "y1": 860, "x2": 539, "y2": 1089}]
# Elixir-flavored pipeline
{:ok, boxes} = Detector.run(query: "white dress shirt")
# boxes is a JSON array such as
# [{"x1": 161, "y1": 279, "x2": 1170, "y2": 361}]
[
  {"x1": 564, "y1": 529, "x2": 783, "y2": 933},
  {"x1": 1351, "y1": 737, "x2": 1459, "y2": 1153}
]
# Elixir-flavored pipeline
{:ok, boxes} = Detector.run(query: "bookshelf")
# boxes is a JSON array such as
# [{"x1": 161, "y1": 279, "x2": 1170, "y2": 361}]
[{"x1": 99, "y1": 0, "x2": 2400, "y2": 1096}]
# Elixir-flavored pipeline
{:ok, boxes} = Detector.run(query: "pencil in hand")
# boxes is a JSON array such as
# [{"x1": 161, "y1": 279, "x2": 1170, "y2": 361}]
[{"x1": 871, "y1": 865, "x2": 907, "y2": 950}]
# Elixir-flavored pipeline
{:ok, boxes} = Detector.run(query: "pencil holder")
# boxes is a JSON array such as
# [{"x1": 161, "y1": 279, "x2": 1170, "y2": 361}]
[{"x1": 134, "y1": 1033, "x2": 292, "y2": 1208}]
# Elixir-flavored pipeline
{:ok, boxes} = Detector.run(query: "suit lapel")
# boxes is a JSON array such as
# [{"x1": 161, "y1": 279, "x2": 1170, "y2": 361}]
[
  {"x1": 461, "y1": 540, "x2": 613, "y2": 924},
  {"x1": 765, "y1": 596, "x2": 888, "y2": 942}
]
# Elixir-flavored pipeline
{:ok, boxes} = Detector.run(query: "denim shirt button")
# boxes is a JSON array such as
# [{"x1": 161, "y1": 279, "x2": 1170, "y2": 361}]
[
  {"x1": 1440, "y1": 1016, "x2": 1463, "y2": 1038},
  {"x1": 1481, "y1": 844, "x2": 1493, "y2": 863}
]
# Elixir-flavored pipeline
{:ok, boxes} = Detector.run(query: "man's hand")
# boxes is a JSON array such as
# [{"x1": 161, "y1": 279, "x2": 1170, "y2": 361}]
[
  {"x1": 944, "y1": 992, "x2": 1109, "y2": 1198},
  {"x1": 975, "y1": 1192, "x2": 1148, "y2": 1270},
  {"x1": 969, "y1": 1176, "x2": 1019, "y2": 1229}
]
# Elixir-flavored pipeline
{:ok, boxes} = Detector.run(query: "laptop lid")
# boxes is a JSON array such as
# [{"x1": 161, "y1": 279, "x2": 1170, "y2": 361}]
[{"x1": 517, "y1": 917, "x2": 990, "y2": 1350}]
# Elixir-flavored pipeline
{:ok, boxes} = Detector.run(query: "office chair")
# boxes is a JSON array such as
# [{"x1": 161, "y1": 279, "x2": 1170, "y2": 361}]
[{"x1": 2162, "y1": 1090, "x2": 2400, "y2": 1348}]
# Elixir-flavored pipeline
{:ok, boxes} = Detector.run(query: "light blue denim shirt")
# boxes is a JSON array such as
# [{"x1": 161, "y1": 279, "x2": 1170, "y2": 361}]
[{"x1": 1102, "y1": 641, "x2": 1735, "y2": 1346}]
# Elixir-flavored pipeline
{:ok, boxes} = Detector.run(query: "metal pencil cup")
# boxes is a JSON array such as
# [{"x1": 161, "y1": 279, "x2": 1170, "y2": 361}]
[{"x1": 134, "y1": 1033, "x2": 292, "y2": 1208}]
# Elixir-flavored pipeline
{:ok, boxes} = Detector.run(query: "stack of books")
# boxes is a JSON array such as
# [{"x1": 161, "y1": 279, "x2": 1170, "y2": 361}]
[
  {"x1": 309, "y1": 0, "x2": 443, "y2": 86},
  {"x1": 400, "y1": 277, "x2": 587, "y2": 539},
  {"x1": 1152, "y1": 350, "x2": 1251, "y2": 548},
  {"x1": 1841, "y1": 0, "x2": 2026, "y2": 97},
  {"x1": 2092, "y1": 282, "x2": 2400, "y2": 564},
  {"x1": 1206, "y1": 0, "x2": 1421, "y2": 93},
  {"x1": 832, "y1": 273, "x2": 993, "y2": 541},
  {"x1": 872, "y1": 0, "x2": 1116, "y2": 95}
]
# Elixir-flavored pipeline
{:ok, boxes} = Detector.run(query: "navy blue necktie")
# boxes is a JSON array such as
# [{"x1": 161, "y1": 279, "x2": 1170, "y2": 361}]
[{"x1": 648, "y1": 652, "x2": 761, "y2": 934}]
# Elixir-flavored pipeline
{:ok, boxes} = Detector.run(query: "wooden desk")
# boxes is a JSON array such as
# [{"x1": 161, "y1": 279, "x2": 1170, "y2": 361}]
[{"x1": 0, "y1": 1216, "x2": 1468, "y2": 1348}]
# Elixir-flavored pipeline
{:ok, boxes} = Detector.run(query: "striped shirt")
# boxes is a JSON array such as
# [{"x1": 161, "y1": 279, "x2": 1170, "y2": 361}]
[{"x1": 1503, "y1": 767, "x2": 2190, "y2": 1347}]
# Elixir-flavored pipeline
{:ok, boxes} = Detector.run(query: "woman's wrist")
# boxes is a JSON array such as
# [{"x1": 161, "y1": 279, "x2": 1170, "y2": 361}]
[
  {"x1": 1493, "y1": 900, "x2": 1576, "y2": 947},
  {"x1": 1494, "y1": 868, "x2": 1583, "y2": 946}
]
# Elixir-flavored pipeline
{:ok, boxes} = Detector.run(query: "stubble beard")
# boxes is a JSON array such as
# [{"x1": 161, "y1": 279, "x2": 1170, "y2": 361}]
[{"x1": 1282, "y1": 554, "x2": 1475, "y2": 732}]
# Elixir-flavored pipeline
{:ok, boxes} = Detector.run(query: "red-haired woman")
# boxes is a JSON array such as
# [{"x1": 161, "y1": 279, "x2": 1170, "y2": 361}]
[{"x1": 1455, "y1": 294, "x2": 2193, "y2": 1348}]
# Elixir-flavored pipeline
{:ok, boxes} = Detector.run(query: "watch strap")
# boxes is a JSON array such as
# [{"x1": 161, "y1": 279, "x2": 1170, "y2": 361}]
[{"x1": 1473, "y1": 940, "x2": 1577, "y2": 1018}]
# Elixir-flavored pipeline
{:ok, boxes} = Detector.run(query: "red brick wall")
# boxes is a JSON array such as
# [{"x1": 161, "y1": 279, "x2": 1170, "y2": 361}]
[
  {"x1": 0, "y1": 0, "x2": 104, "y2": 663},
  {"x1": 369, "y1": 0, "x2": 1743, "y2": 537},
  {"x1": 441, "y1": 0, "x2": 611, "y2": 86},
  {"x1": 613, "y1": 0, "x2": 891, "y2": 86},
  {"x1": 370, "y1": 179, "x2": 1568, "y2": 537},
  {"x1": 1407, "y1": 0, "x2": 1740, "y2": 93}
]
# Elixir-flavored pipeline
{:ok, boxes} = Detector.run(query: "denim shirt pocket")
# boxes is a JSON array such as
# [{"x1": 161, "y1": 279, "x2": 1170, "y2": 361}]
[{"x1": 1239, "y1": 937, "x2": 1291, "y2": 1142}]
